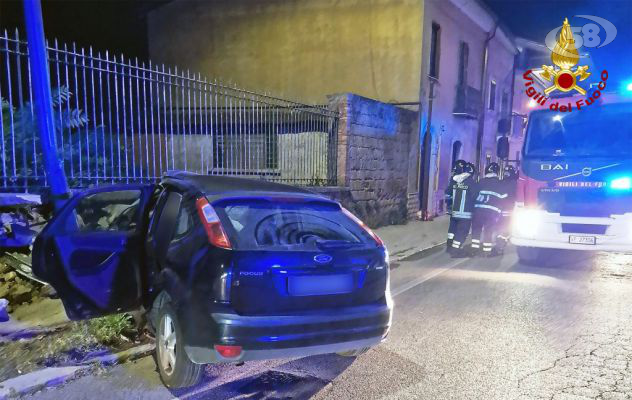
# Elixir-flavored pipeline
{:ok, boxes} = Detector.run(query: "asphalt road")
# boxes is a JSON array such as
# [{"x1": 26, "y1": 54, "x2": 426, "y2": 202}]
[{"x1": 26, "y1": 247, "x2": 632, "y2": 400}]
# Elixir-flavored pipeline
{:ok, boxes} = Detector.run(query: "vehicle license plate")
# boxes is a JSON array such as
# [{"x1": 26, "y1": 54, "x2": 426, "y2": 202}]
[
  {"x1": 288, "y1": 274, "x2": 354, "y2": 296},
  {"x1": 569, "y1": 235, "x2": 596, "y2": 245}
]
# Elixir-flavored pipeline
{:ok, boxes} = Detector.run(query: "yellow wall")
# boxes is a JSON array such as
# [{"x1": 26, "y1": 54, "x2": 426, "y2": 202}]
[{"x1": 148, "y1": 0, "x2": 424, "y2": 104}]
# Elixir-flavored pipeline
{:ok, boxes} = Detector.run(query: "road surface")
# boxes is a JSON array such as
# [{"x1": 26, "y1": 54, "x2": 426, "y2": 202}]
[{"x1": 26, "y1": 247, "x2": 632, "y2": 400}]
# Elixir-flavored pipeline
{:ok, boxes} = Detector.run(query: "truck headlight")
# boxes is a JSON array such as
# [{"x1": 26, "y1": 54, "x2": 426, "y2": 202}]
[{"x1": 513, "y1": 207, "x2": 542, "y2": 238}]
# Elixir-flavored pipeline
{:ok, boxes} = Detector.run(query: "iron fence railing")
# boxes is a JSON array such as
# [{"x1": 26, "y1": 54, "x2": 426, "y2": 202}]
[{"x1": 0, "y1": 28, "x2": 339, "y2": 191}]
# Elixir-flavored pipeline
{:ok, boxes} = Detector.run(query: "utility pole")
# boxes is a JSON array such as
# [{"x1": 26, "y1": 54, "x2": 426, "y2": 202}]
[{"x1": 23, "y1": 0, "x2": 70, "y2": 212}]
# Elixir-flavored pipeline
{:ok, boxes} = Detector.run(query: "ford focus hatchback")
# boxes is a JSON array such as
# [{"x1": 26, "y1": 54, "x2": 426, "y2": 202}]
[{"x1": 32, "y1": 172, "x2": 393, "y2": 388}]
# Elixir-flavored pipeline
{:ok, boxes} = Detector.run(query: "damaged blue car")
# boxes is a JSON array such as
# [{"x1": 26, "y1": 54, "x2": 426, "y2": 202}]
[{"x1": 32, "y1": 172, "x2": 392, "y2": 388}]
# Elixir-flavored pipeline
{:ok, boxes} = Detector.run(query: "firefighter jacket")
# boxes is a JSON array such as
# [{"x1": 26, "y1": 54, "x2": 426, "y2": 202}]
[
  {"x1": 499, "y1": 178, "x2": 517, "y2": 217},
  {"x1": 474, "y1": 173, "x2": 508, "y2": 215},
  {"x1": 446, "y1": 172, "x2": 476, "y2": 219}
]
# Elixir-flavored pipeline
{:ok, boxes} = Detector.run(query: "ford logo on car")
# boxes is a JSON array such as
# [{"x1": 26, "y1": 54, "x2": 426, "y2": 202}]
[{"x1": 314, "y1": 254, "x2": 333, "y2": 264}]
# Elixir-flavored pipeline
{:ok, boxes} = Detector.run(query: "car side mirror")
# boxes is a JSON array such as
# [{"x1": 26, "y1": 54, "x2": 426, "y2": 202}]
[{"x1": 497, "y1": 136, "x2": 510, "y2": 160}]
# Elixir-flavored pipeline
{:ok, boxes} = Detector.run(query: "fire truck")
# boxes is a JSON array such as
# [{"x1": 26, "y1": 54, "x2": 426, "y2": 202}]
[{"x1": 511, "y1": 92, "x2": 632, "y2": 263}]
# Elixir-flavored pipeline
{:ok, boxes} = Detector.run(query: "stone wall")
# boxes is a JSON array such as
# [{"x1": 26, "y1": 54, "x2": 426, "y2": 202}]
[{"x1": 329, "y1": 93, "x2": 418, "y2": 228}]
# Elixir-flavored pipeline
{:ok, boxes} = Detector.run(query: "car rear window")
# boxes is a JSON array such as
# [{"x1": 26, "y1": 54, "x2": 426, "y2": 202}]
[{"x1": 212, "y1": 198, "x2": 371, "y2": 250}]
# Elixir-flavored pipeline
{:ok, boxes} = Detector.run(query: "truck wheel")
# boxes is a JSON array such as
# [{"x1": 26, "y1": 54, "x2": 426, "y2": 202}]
[
  {"x1": 155, "y1": 302, "x2": 203, "y2": 388},
  {"x1": 516, "y1": 246, "x2": 542, "y2": 265}
]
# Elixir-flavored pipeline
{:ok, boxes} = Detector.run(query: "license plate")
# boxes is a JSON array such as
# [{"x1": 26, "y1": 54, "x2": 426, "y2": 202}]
[
  {"x1": 288, "y1": 274, "x2": 354, "y2": 296},
  {"x1": 569, "y1": 235, "x2": 596, "y2": 245}
]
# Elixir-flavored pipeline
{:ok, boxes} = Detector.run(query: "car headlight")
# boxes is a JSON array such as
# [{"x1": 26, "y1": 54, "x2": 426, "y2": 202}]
[{"x1": 512, "y1": 207, "x2": 542, "y2": 238}]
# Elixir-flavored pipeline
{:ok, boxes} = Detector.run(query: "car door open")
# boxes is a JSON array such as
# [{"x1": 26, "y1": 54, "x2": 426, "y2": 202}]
[{"x1": 32, "y1": 185, "x2": 154, "y2": 320}]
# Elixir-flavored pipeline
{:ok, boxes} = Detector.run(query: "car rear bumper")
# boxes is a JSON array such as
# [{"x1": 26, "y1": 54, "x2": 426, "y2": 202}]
[
  {"x1": 183, "y1": 301, "x2": 392, "y2": 364},
  {"x1": 511, "y1": 208, "x2": 632, "y2": 252}
]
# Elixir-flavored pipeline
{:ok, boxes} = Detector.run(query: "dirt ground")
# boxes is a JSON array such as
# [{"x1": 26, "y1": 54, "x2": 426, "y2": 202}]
[{"x1": 0, "y1": 255, "x2": 149, "y2": 383}]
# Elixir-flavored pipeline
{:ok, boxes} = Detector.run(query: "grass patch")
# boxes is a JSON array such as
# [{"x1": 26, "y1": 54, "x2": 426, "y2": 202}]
[
  {"x1": 87, "y1": 314, "x2": 134, "y2": 345},
  {"x1": 0, "y1": 313, "x2": 139, "y2": 381}
]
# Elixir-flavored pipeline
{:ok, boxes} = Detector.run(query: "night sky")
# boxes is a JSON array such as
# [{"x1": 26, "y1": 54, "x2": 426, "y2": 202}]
[
  {"x1": 0, "y1": 0, "x2": 159, "y2": 59},
  {"x1": 483, "y1": 0, "x2": 632, "y2": 88}
]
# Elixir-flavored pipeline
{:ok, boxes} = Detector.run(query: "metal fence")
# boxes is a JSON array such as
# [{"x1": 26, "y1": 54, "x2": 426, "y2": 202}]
[{"x1": 0, "y1": 28, "x2": 339, "y2": 191}]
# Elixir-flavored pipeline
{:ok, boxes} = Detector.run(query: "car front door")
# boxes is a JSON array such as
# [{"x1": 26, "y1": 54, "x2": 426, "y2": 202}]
[{"x1": 32, "y1": 185, "x2": 155, "y2": 320}]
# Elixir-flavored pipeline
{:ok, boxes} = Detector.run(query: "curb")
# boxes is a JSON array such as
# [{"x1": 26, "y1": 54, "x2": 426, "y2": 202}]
[
  {"x1": 0, "y1": 343, "x2": 155, "y2": 399},
  {"x1": 79, "y1": 343, "x2": 155, "y2": 366},
  {"x1": 394, "y1": 241, "x2": 447, "y2": 262},
  {"x1": 0, "y1": 366, "x2": 87, "y2": 399}
]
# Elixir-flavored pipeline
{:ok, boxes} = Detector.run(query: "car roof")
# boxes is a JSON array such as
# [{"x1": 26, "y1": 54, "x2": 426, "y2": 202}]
[{"x1": 161, "y1": 171, "x2": 322, "y2": 199}]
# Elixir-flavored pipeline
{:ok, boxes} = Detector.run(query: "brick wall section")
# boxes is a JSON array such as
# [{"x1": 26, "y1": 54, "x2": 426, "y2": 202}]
[{"x1": 328, "y1": 93, "x2": 418, "y2": 228}]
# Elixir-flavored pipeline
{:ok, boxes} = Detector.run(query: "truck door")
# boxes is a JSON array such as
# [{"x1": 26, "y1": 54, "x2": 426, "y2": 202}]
[{"x1": 32, "y1": 185, "x2": 155, "y2": 320}]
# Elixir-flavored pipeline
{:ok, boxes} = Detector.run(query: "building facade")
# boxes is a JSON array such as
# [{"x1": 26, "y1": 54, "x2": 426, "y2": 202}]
[
  {"x1": 418, "y1": 0, "x2": 517, "y2": 217},
  {"x1": 146, "y1": 0, "x2": 518, "y2": 223}
]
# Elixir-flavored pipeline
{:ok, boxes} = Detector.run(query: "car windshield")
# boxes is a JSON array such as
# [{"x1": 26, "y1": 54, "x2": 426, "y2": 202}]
[
  {"x1": 212, "y1": 198, "x2": 371, "y2": 251},
  {"x1": 524, "y1": 102, "x2": 632, "y2": 158}
]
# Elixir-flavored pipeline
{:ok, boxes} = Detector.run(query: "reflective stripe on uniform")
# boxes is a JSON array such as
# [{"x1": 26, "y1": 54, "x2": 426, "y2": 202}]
[
  {"x1": 482, "y1": 247, "x2": 492, "y2": 252},
  {"x1": 452, "y1": 240, "x2": 462, "y2": 249},
  {"x1": 479, "y1": 190, "x2": 508, "y2": 199},
  {"x1": 471, "y1": 243, "x2": 480, "y2": 248},
  {"x1": 474, "y1": 204, "x2": 502, "y2": 213},
  {"x1": 447, "y1": 233, "x2": 455, "y2": 239},
  {"x1": 452, "y1": 211, "x2": 472, "y2": 218}
]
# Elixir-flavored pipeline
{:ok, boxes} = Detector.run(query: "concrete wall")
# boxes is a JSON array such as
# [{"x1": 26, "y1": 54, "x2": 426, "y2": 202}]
[
  {"x1": 331, "y1": 93, "x2": 418, "y2": 227},
  {"x1": 147, "y1": 0, "x2": 424, "y2": 105},
  {"x1": 418, "y1": 0, "x2": 517, "y2": 216}
]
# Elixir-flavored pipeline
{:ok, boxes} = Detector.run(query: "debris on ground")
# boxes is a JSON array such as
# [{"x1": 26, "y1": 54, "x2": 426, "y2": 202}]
[
  {"x1": 0, "y1": 254, "x2": 49, "y2": 313},
  {"x1": 0, "y1": 313, "x2": 152, "y2": 382},
  {"x1": 0, "y1": 298, "x2": 8, "y2": 322}
]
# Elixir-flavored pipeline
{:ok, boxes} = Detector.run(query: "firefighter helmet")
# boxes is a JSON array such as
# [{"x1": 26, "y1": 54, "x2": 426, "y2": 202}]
[
  {"x1": 465, "y1": 162, "x2": 476, "y2": 174},
  {"x1": 504, "y1": 165, "x2": 517, "y2": 180},
  {"x1": 452, "y1": 159, "x2": 467, "y2": 174},
  {"x1": 485, "y1": 162, "x2": 500, "y2": 175}
]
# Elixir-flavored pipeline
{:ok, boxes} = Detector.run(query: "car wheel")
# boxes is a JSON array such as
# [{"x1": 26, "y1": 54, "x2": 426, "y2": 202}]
[
  {"x1": 337, "y1": 347, "x2": 370, "y2": 357},
  {"x1": 155, "y1": 302, "x2": 203, "y2": 388}
]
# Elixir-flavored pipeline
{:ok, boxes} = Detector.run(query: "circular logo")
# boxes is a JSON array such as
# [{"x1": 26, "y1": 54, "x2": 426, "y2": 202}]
[
  {"x1": 314, "y1": 254, "x2": 333, "y2": 264},
  {"x1": 582, "y1": 167, "x2": 592, "y2": 176},
  {"x1": 556, "y1": 72, "x2": 575, "y2": 90}
]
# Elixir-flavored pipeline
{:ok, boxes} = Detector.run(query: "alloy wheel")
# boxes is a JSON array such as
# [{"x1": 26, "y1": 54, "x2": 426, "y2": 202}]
[{"x1": 159, "y1": 314, "x2": 177, "y2": 376}]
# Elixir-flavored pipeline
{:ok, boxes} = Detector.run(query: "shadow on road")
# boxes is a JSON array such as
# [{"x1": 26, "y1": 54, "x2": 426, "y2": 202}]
[{"x1": 169, "y1": 353, "x2": 355, "y2": 399}]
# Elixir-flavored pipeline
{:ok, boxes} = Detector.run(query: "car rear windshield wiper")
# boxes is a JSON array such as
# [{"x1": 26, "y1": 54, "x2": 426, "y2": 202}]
[{"x1": 316, "y1": 240, "x2": 364, "y2": 250}]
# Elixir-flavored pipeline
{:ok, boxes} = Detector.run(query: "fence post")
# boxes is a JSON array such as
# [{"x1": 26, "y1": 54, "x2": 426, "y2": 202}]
[{"x1": 23, "y1": 0, "x2": 70, "y2": 210}]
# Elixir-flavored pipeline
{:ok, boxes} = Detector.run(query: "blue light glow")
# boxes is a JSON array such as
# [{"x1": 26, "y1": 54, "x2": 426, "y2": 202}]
[
  {"x1": 627, "y1": 82, "x2": 632, "y2": 92},
  {"x1": 610, "y1": 177, "x2": 631, "y2": 190}
]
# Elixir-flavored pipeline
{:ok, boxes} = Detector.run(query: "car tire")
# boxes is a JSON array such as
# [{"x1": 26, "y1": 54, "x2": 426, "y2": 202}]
[
  {"x1": 337, "y1": 347, "x2": 370, "y2": 357},
  {"x1": 516, "y1": 246, "x2": 542, "y2": 266},
  {"x1": 155, "y1": 302, "x2": 203, "y2": 388}
]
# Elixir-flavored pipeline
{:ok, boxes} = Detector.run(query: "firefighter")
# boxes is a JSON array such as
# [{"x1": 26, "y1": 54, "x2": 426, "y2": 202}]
[
  {"x1": 445, "y1": 160, "x2": 466, "y2": 249},
  {"x1": 496, "y1": 165, "x2": 518, "y2": 252},
  {"x1": 471, "y1": 162, "x2": 507, "y2": 256},
  {"x1": 445, "y1": 160, "x2": 476, "y2": 257}
]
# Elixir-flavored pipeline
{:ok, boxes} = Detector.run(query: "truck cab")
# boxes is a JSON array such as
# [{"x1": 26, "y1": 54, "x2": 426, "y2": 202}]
[{"x1": 511, "y1": 98, "x2": 632, "y2": 263}]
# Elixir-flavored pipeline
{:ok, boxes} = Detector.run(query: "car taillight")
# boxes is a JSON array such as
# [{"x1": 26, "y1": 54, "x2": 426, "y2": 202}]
[
  {"x1": 342, "y1": 207, "x2": 384, "y2": 247},
  {"x1": 196, "y1": 198, "x2": 232, "y2": 249},
  {"x1": 214, "y1": 344, "x2": 242, "y2": 358}
]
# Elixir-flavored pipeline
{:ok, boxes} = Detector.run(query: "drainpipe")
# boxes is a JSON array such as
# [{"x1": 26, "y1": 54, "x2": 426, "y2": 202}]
[
  {"x1": 419, "y1": 78, "x2": 437, "y2": 220},
  {"x1": 508, "y1": 51, "x2": 518, "y2": 166},
  {"x1": 23, "y1": 0, "x2": 70, "y2": 212},
  {"x1": 475, "y1": 21, "x2": 499, "y2": 176}
]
